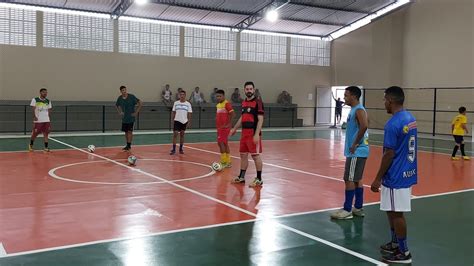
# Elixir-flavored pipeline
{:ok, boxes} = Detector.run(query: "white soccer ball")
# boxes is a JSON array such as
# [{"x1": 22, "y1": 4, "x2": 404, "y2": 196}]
[
  {"x1": 211, "y1": 162, "x2": 223, "y2": 172},
  {"x1": 128, "y1": 155, "x2": 137, "y2": 165},
  {"x1": 87, "y1": 145, "x2": 95, "y2": 153}
]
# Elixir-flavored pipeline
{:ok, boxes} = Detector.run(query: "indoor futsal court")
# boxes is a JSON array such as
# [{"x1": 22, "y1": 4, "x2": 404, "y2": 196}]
[{"x1": 0, "y1": 0, "x2": 473, "y2": 265}]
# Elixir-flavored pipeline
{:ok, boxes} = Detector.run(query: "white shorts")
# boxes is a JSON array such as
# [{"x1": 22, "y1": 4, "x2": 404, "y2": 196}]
[{"x1": 380, "y1": 185, "x2": 412, "y2": 212}]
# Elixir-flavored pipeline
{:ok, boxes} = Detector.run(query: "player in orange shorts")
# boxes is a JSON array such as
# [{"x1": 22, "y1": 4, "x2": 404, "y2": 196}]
[
  {"x1": 230, "y1": 81, "x2": 264, "y2": 187},
  {"x1": 215, "y1": 89, "x2": 235, "y2": 168}
]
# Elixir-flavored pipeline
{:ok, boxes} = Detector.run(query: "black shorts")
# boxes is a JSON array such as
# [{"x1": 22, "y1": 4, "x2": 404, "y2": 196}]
[
  {"x1": 174, "y1": 121, "x2": 188, "y2": 132},
  {"x1": 121, "y1": 122, "x2": 134, "y2": 132},
  {"x1": 336, "y1": 108, "x2": 342, "y2": 115},
  {"x1": 343, "y1": 157, "x2": 367, "y2": 182},
  {"x1": 453, "y1": 135, "x2": 464, "y2": 144}
]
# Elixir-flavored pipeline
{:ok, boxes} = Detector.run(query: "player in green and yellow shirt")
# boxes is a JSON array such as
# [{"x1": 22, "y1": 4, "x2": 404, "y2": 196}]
[{"x1": 451, "y1": 106, "x2": 469, "y2": 160}]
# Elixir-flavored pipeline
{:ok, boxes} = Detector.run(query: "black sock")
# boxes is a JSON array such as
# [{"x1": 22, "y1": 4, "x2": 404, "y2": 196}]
[
  {"x1": 44, "y1": 142, "x2": 48, "y2": 148},
  {"x1": 172, "y1": 144, "x2": 176, "y2": 151},
  {"x1": 257, "y1": 171, "x2": 262, "y2": 180},
  {"x1": 460, "y1": 144, "x2": 466, "y2": 156},
  {"x1": 239, "y1": 169, "x2": 246, "y2": 178},
  {"x1": 126, "y1": 142, "x2": 131, "y2": 148},
  {"x1": 30, "y1": 140, "x2": 34, "y2": 146},
  {"x1": 452, "y1": 145, "x2": 459, "y2": 157},
  {"x1": 179, "y1": 144, "x2": 184, "y2": 150}
]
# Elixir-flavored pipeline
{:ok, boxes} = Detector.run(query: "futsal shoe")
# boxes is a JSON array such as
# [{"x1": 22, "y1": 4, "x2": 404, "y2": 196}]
[
  {"x1": 451, "y1": 157, "x2": 460, "y2": 160},
  {"x1": 28, "y1": 144, "x2": 33, "y2": 152},
  {"x1": 463, "y1": 156, "x2": 470, "y2": 160},
  {"x1": 179, "y1": 149, "x2": 184, "y2": 154},
  {"x1": 382, "y1": 250, "x2": 412, "y2": 264},
  {"x1": 169, "y1": 149, "x2": 176, "y2": 155},
  {"x1": 122, "y1": 146, "x2": 131, "y2": 152},
  {"x1": 380, "y1": 241, "x2": 399, "y2": 254},
  {"x1": 330, "y1": 209, "x2": 353, "y2": 220},
  {"x1": 352, "y1": 208, "x2": 365, "y2": 217},
  {"x1": 225, "y1": 162, "x2": 232, "y2": 168},
  {"x1": 249, "y1": 178, "x2": 263, "y2": 187},
  {"x1": 43, "y1": 148, "x2": 50, "y2": 152},
  {"x1": 231, "y1": 176, "x2": 245, "y2": 184}
]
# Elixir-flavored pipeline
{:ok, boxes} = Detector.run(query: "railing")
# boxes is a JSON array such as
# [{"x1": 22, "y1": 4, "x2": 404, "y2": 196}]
[{"x1": 0, "y1": 104, "x2": 310, "y2": 134}]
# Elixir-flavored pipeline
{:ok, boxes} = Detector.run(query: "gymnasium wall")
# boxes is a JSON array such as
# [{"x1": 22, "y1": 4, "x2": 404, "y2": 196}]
[
  {"x1": 332, "y1": 0, "x2": 474, "y2": 135},
  {"x1": 0, "y1": 44, "x2": 330, "y2": 104}
]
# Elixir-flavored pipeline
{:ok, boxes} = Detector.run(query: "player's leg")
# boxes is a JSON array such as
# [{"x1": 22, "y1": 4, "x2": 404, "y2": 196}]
[
  {"x1": 29, "y1": 123, "x2": 40, "y2": 151},
  {"x1": 383, "y1": 212, "x2": 412, "y2": 263},
  {"x1": 170, "y1": 131, "x2": 178, "y2": 155},
  {"x1": 331, "y1": 157, "x2": 357, "y2": 219},
  {"x1": 43, "y1": 123, "x2": 51, "y2": 152},
  {"x1": 224, "y1": 142, "x2": 231, "y2": 167},
  {"x1": 249, "y1": 154, "x2": 263, "y2": 187},
  {"x1": 232, "y1": 152, "x2": 248, "y2": 184},
  {"x1": 179, "y1": 130, "x2": 185, "y2": 154},
  {"x1": 451, "y1": 135, "x2": 461, "y2": 160},
  {"x1": 459, "y1": 137, "x2": 469, "y2": 160},
  {"x1": 248, "y1": 134, "x2": 263, "y2": 187},
  {"x1": 352, "y1": 158, "x2": 367, "y2": 216}
]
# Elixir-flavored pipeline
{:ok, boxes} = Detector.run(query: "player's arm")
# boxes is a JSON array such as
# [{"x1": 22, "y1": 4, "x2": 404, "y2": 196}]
[
  {"x1": 133, "y1": 99, "x2": 142, "y2": 117},
  {"x1": 461, "y1": 117, "x2": 468, "y2": 133},
  {"x1": 350, "y1": 109, "x2": 368, "y2": 153},
  {"x1": 31, "y1": 106, "x2": 37, "y2": 121},
  {"x1": 230, "y1": 117, "x2": 242, "y2": 136},
  {"x1": 253, "y1": 114, "x2": 264, "y2": 144},
  {"x1": 371, "y1": 148, "x2": 395, "y2": 192},
  {"x1": 228, "y1": 110, "x2": 235, "y2": 128},
  {"x1": 187, "y1": 111, "x2": 192, "y2": 128}
]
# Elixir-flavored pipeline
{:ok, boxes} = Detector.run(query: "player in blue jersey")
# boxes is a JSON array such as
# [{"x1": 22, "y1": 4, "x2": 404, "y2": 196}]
[
  {"x1": 331, "y1": 86, "x2": 369, "y2": 220},
  {"x1": 371, "y1": 86, "x2": 417, "y2": 264}
]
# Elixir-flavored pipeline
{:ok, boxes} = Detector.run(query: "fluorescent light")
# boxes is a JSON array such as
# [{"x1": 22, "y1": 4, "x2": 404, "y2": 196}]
[
  {"x1": 135, "y1": 0, "x2": 148, "y2": 5},
  {"x1": 328, "y1": 0, "x2": 410, "y2": 40},
  {"x1": 265, "y1": 9, "x2": 279, "y2": 23},
  {"x1": 0, "y1": 2, "x2": 110, "y2": 18}
]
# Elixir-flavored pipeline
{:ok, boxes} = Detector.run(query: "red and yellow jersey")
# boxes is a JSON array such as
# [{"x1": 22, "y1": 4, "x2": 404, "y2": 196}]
[
  {"x1": 452, "y1": 114, "x2": 467, "y2": 136},
  {"x1": 216, "y1": 100, "x2": 234, "y2": 128}
]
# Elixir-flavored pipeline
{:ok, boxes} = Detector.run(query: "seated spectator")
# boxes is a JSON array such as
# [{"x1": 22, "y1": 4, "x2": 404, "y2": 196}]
[
  {"x1": 161, "y1": 84, "x2": 173, "y2": 106},
  {"x1": 210, "y1": 88, "x2": 218, "y2": 103},
  {"x1": 231, "y1": 88, "x2": 243, "y2": 103},
  {"x1": 255, "y1": 88, "x2": 262, "y2": 100},
  {"x1": 189, "y1": 86, "x2": 206, "y2": 104},
  {"x1": 175, "y1": 88, "x2": 183, "y2": 101},
  {"x1": 277, "y1": 90, "x2": 292, "y2": 105}
]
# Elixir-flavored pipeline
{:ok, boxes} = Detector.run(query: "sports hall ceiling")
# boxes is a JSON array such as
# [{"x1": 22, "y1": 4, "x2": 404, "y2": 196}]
[{"x1": 3, "y1": 0, "x2": 398, "y2": 37}]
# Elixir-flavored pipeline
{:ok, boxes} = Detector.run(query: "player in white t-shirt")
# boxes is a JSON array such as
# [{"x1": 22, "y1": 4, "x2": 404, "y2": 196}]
[
  {"x1": 170, "y1": 90, "x2": 193, "y2": 155},
  {"x1": 29, "y1": 88, "x2": 52, "y2": 152}
]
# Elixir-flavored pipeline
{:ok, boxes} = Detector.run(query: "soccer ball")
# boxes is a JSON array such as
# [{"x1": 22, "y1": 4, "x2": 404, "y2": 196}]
[
  {"x1": 87, "y1": 145, "x2": 95, "y2": 153},
  {"x1": 211, "y1": 162, "x2": 223, "y2": 171},
  {"x1": 128, "y1": 155, "x2": 137, "y2": 165}
]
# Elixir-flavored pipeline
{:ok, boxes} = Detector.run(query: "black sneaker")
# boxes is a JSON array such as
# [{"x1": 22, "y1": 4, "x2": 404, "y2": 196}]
[
  {"x1": 383, "y1": 251, "x2": 412, "y2": 264},
  {"x1": 179, "y1": 149, "x2": 184, "y2": 154},
  {"x1": 169, "y1": 149, "x2": 176, "y2": 155},
  {"x1": 380, "y1": 241, "x2": 399, "y2": 254},
  {"x1": 122, "y1": 146, "x2": 130, "y2": 151}
]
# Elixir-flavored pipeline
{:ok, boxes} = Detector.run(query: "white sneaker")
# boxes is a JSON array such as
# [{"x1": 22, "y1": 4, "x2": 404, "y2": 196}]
[
  {"x1": 352, "y1": 208, "x2": 365, "y2": 217},
  {"x1": 330, "y1": 209, "x2": 353, "y2": 220}
]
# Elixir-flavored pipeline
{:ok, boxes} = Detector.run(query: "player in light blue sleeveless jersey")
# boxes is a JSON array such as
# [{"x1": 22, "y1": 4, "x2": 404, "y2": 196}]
[
  {"x1": 330, "y1": 86, "x2": 369, "y2": 220},
  {"x1": 371, "y1": 86, "x2": 417, "y2": 264}
]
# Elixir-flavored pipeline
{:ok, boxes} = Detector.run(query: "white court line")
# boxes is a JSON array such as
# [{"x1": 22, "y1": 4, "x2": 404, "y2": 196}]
[
  {"x1": 0, "y1": 243, "x2": 6, "y2": 257},
  {"x1": 184, "y1": 145, "x2": 373, "y2": 189},
  {"x1": 47, "y1": 137, "x2": 385, "y2": 265},
  {"x1": 2, "y1": 187, "x2": 472, "y2": 260}
]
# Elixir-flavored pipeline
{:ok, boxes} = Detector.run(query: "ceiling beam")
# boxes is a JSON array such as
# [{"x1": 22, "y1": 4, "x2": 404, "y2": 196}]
[
  {"x1": 111, "y1": 0, "x2": 134, "y2": 19},
  {"x1": 232, "y1": 0, "x2": 290, "y2": 31},
  {"x1": 288, "y1": 0, "x2": 369, "y2": 14}
]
